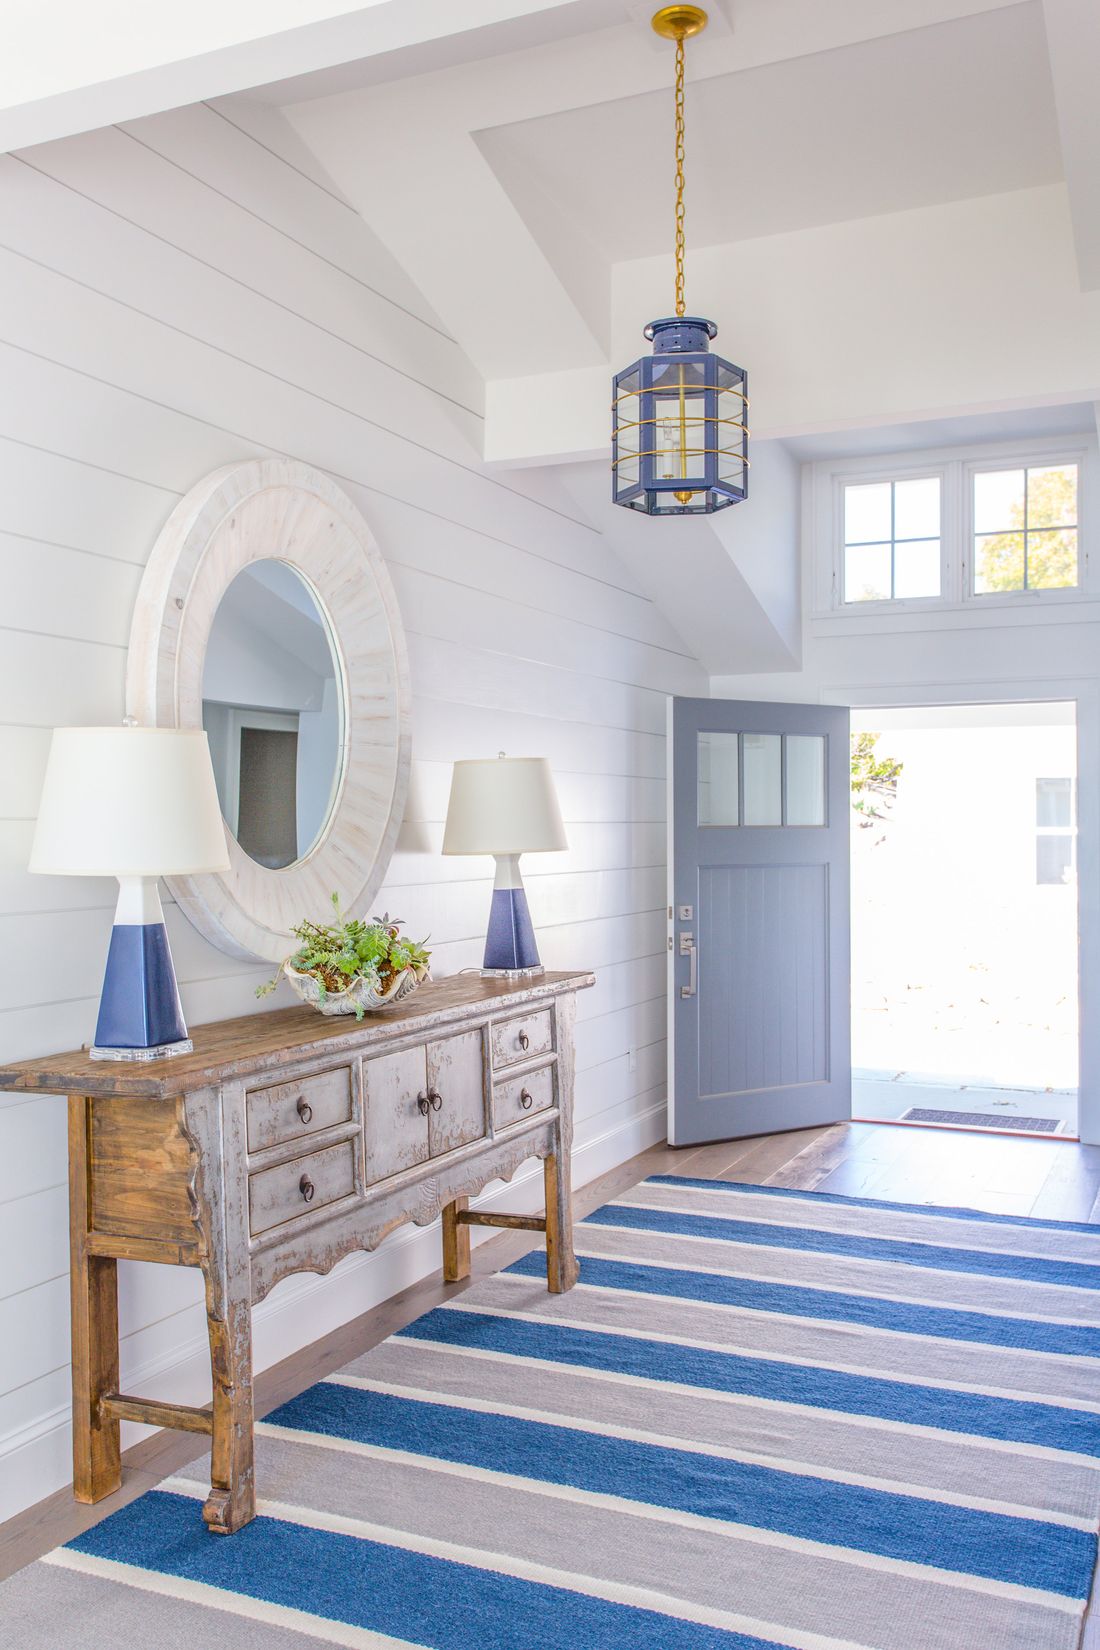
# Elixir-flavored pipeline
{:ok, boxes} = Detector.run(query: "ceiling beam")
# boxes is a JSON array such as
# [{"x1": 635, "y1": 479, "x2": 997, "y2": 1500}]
[
  {"x1": 0, "y1": 0, "x2": 594, "y2": 154},
  {"x1": 1042, "y1": 0, "x2": 1100, "y2": 290}
]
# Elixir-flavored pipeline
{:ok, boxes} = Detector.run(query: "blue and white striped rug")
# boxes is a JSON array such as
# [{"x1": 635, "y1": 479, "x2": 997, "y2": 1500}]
[{"x1": 10, "y1": 1174, "x2": 1100, "y2": 1649}]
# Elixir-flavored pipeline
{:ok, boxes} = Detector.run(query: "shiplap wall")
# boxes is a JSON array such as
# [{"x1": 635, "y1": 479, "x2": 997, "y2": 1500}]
[{"x1": 0, "y1": 96, "x2": 705, "y2": 1521}]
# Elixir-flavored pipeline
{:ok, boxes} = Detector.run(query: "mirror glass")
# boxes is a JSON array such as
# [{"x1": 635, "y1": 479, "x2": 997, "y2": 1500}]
[{"x1": 202, "y1": 560, "x2": 344, "y2": 869}]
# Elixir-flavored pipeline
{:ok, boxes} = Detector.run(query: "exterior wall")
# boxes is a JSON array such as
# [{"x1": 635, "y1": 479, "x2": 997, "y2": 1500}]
[{"x1": 0, "y1": 99, "x2": 706, "y2": 1520}]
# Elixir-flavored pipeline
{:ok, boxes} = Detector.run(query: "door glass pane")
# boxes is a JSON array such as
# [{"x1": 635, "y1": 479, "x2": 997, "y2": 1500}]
[
  {"x1": 893, "y1": 538, "x2": 940, "y2": 598},
  {"x1": 697, "y1": 731, "x2": 739, "y2": 826},
  {"x1": 785, "y1": 735, "x2": 826, "y2": 826},
  {"x1": 742, "y1": 733, "x2": 782, "y2": 826}
]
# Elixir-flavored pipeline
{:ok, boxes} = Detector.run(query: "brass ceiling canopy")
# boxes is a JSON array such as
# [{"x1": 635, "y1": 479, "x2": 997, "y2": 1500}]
[{"x1": 651, "y1": 5, "x2": 708, "y2": 41}]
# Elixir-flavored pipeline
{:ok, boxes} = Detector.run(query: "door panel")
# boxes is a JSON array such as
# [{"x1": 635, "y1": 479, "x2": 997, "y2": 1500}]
[
  {"x1": 670, "y1": 697, "x2": 851, "y2": 1145},
  {"x1": 427, "y1": 1029, "x2": 487, "y2": 1157},
  {"x1": 363, "y1": 1046, "x2": 429, "y2": 1185},
  {"x1": 699, "y1": 863, "x2": 828, "y2": 1098}
]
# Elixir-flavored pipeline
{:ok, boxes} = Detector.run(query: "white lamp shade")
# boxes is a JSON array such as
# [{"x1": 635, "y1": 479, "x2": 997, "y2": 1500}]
[
  {"x1": 443, "y1": 756, "x2": 567, "y2": 856},
  {"x1": 30, "y1": 726, "x2": 231, "y2": 877}
]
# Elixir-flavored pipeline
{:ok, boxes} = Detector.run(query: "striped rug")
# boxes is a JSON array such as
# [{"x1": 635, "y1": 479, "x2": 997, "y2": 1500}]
[{"x1": 9, "y1": 1174, "x2": 1100, "y2": 1650}]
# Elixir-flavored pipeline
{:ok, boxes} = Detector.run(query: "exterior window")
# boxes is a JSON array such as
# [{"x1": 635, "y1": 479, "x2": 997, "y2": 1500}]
[
  {"x1": 842, "y1": 478, "x2": 940, "y2": 602},
  {"x1": 1036, "y1": 777, "x2": 1076, "y2": 886},
  {"x1": 973, "y1": 463, "x2": 1078, "y2": 594}
]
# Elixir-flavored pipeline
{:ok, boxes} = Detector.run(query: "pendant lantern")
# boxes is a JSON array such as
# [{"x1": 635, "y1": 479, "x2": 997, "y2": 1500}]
[{"x1": 612, "y1": 7, "x2": 748, "y2": 515}]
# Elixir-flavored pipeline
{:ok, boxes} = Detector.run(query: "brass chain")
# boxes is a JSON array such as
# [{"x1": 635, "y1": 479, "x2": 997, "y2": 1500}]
[{"x1": 674, "y1": 34, "x2": 686, "y2": 317}]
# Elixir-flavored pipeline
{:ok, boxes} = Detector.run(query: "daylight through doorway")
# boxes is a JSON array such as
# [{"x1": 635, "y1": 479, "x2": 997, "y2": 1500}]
[{"x1": 850, "y1": 702, "x2": 1079, "y2": 1137}]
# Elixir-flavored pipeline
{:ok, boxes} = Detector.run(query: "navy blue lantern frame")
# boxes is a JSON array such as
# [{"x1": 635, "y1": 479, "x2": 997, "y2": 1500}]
[{"x1": 612, "y1": 316, "x2": 748, "y2": 515}]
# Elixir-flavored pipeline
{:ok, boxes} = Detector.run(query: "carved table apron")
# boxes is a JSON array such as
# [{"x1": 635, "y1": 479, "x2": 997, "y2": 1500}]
[{"x1": 0, "y1": 970, "x2": 594, "y2": 1534}]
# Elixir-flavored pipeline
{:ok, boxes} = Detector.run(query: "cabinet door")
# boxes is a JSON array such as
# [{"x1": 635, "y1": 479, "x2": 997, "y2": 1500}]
[
  {"x1": 427, "y1": 1030, "x2": 487, "y2": 1157},
  {"x1": 363, "y1": 1046, "x2": 429, "y2": 1185}
]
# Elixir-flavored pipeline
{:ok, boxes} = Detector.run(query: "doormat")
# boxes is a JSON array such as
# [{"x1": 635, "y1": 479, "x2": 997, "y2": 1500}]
[{"x1": 900, "y1": 1108, "x2": 1065, "y2": 1133}]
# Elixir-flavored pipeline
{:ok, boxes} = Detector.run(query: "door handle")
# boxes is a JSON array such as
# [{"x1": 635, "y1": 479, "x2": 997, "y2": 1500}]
[{"x1": 679, "y1": 931, "x2": 697, "y2": 999}]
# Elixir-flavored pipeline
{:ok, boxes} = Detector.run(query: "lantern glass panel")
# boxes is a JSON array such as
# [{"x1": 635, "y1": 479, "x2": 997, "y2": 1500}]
[
  {"x1": 650, "y1": 358, "x2": 709, "y2": 487},
  {"x1": 614, "y1": 365, "x2": 642, "y2": 495}
]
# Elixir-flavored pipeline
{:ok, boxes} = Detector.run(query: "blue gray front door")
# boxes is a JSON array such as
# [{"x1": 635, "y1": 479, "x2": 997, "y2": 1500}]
[{"x1": 669, "y1": 697, "x2": 851, "y2": 1145}]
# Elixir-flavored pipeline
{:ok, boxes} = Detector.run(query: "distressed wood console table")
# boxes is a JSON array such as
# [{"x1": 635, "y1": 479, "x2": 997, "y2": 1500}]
[{"x1": 0, "y1": 970, "x2": 594, "y2": 1534}]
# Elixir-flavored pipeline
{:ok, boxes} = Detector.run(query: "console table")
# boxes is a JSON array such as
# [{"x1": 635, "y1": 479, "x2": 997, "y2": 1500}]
[{"x1": 0, "y1": 969, "x2": 594, "y2": 1535}]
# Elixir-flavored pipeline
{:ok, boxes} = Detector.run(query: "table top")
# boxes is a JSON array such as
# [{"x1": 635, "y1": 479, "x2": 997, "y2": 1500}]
[{"x1": 0, "y1": 970, "x2": 595, "y2": 1099}]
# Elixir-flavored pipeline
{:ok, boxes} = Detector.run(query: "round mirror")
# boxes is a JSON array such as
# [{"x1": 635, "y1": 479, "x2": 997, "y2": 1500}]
[
  {"x1": 201, "y1": 560, "x2": 344, "y2": 870},
  {"x1": 128, "y1": 458, "x2": 410, "y2": 962}
]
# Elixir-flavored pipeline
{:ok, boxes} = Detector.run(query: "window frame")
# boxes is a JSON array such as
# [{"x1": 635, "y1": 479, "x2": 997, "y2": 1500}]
[
  {"x1": 831, "y1": 463, "x2": 949, "y2": 614},
  {"x1": 812, "y1": 436, "x2": 1093, "y2": 623},
  {"x1": 965, "y1": 455, "x2": 1082, "y2": 603},
  {"x1": 840, "y1": 472, "x2": 945, "y2": 606}
]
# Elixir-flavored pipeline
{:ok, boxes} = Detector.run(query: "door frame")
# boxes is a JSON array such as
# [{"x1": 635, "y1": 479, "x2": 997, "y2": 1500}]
[{"x1": 824, "y1": 676, "x2": 1099, "y2": 1145}]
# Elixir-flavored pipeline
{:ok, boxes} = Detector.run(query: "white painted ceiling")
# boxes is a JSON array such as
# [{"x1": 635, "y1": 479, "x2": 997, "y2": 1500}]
[{"x1": 475, "y1": 3, "x2": 1061, "y2": 262}]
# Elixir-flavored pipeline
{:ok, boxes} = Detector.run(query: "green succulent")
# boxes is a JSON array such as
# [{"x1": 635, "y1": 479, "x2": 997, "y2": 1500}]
[{"x1": 257, "y1": 892, "x2": 430, "y2": 1018}]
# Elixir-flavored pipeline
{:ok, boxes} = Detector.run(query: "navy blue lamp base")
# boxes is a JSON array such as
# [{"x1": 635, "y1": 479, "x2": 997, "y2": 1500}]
[
  {"x1": 482, "y1": 854, "x2": 543, "y2": 977},
  {"x1": 91, "y1": 878, "x2": 191, "y2": 1061}
]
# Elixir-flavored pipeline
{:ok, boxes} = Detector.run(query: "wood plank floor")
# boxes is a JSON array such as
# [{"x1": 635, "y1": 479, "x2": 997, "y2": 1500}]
[{"x1": 4, "y1": 1118, "x2": 1100, "y2": 1639}]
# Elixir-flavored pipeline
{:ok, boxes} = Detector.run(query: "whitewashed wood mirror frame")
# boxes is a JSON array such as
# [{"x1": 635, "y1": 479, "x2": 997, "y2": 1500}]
[{"x1": 126, "y1": 458, "x2": 411, "y2": 962}]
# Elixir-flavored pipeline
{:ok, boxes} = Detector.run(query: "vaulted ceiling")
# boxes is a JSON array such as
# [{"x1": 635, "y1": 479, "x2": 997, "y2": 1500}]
[{"x1": 7, "y1": 0, "x2": 1100, "y2": 672}]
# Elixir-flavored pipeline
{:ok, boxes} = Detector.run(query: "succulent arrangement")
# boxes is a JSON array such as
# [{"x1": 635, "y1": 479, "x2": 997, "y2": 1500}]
[{"x1": 258, "y1": 895, "x2": 431, "y2": 1019}]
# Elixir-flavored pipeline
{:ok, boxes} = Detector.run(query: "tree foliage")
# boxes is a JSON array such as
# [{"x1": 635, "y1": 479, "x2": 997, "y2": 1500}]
[
  {"x1": 975, "y1": 466, "x2": 1077, "y2": 592},
  {"x1": 850, "y1": 732, "x2": 903, "y2": 828}
]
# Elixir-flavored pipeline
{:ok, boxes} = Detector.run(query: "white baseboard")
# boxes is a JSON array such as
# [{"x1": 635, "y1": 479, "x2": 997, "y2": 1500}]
[{"x1": 0, "y1": 1098, "x2": 665, "y2": 1527}]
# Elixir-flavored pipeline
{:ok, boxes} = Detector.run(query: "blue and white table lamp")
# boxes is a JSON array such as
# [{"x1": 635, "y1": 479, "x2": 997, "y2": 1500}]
[
  {"x1": 443, "y1": 755, "x2": 567, "y2": 977},
  {"x1": 29, "y1": 724, "x2": 230, "y2": 1061}
]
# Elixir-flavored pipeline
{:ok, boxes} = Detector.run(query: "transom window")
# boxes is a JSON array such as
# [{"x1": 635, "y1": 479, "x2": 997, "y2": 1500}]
[
  {"x1": 842, "y1": 478, "x2": 940, "y2": 603},
  {"x1": 973, "y1": 463, "x2": 1078, "y2": 593}
]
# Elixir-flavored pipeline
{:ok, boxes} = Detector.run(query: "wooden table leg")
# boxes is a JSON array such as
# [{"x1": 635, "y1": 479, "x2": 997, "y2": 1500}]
[
  {"x1": 201, "y1": 1272, "x2": 256, "y2": 1535},
  {"x1": 442, "y1": 1196, "x2": 471, "y2": 1282},
  {"x1": 544, "y1": 1145, "x2": 578, "y2": 1294},
  {"x1": 68, "y1": 1096, "x2": 122, "y2": 1503}
]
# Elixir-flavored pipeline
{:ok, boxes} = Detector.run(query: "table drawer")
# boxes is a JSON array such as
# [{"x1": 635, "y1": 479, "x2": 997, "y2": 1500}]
[
  {"x1": 493, "y1": 1062, "x2": 555, "y2": 1130},
  {"x1": 246, "y1": 1066, "x2": 353, "y2": 1154},
  {"x1": 491, "y1": 1009, "x2": 553, "y2": 1071},
  {"x1": 248, "y1": 1140, "x2": 357, "y2": 1236}
]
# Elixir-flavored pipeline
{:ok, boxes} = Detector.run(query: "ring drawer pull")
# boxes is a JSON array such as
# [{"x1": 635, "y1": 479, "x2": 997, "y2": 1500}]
[
  {"x1": 299, "y1": 1174, "x2": 315, "y2": 1203},
  {"x1": 296, "y1": 1096, "x2": 313, "y2": 1124},
  {"x1": 518, "y1": 1030, "x2": 530, "y2": 1051},
  {"x1": 429, "y1": 1089, "x2": 443, "y2": 1112},
  {"x1": 520, "y1": 1088, "x2": 534, "y2": 1110},
  {"x1": 417, "y1": 1092, "x2": 430, "y2": 1116}
]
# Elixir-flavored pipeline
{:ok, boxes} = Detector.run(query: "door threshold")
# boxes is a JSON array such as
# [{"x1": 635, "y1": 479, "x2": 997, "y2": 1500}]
[{"x1": 852, "y1": 1114, "x2": 1079, "y2": 1142}]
